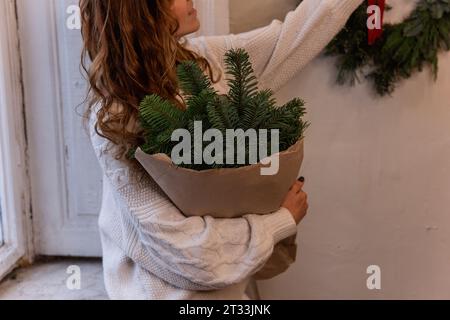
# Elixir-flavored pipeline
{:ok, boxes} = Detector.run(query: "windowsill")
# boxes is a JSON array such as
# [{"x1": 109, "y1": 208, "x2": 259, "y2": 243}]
[{"x1": 0, "y1": 257, "x2": 108, "y2": 300}]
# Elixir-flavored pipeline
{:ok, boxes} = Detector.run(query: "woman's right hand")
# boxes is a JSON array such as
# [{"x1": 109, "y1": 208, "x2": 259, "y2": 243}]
[{"x1": 281, "y1": 177, "x2": 309, "y2": 225}]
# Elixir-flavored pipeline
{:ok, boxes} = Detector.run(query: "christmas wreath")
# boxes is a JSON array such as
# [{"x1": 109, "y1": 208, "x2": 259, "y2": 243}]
[{"x1": 325, "y1": 0, "x2": 450, "y2": 96}]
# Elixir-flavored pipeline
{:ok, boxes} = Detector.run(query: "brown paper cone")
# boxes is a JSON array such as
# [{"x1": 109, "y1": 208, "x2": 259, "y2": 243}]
[
  {"x1": 135, "y1": 138, "x2": 304, "y2": 218},
  {"x1": 135, "y1": 137, "x2": 304, "y2": 280}
]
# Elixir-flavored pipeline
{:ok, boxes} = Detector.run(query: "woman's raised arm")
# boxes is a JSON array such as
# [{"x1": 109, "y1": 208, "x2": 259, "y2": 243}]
[{"x1": 187, "y1": 0, "x2": 364, "y2": 93}]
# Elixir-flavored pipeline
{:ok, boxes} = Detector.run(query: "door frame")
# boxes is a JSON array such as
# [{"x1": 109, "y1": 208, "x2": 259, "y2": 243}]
[
  {"x1": 16, "y1": 0, "x2": 103, "y2": 257},
  {"x1": 0, "y1": 0, "x2": 34, "y2": 280}
]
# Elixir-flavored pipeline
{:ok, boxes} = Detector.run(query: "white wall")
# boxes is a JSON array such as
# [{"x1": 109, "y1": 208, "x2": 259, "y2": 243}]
[
  {"x1": 258, "y1": 2, "x2": 450, "y2": 299},
  {"x1": 190, "y1": 0, "x2": 229, "y2": 37}
]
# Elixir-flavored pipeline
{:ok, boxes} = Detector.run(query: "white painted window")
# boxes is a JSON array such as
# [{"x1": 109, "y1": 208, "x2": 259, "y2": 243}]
[
  {"x1": 17, "y1": 0, "x2": 103, "y2": 257},
  {"x1": 0, "y1": 0, "x2": 32, "y2": 280},
  {"x1": 0, "y1": 170, "x2": 3, "y2": 247}
]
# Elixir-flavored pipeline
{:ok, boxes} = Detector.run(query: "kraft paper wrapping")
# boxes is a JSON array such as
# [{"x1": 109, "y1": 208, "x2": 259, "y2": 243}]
[{"x1": 135, "y1": 138, "x2": 304, "y2": 279}]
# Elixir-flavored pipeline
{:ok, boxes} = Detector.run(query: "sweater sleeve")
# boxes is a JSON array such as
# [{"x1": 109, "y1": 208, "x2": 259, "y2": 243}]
[
  {"x1": 186, "y1": 0, "x2": 364, "y2": 93},
  {"x1": 88, "y1": 108, "x2": 297, "y2": 291}
]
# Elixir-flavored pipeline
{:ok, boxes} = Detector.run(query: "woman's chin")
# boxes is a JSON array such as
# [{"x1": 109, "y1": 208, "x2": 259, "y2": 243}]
[
  {"x1": 177, "y1": 21, "x2": 201, "y2": 38},
  {"x1": 193, "y1": 19, "x2": 201, "y2": 32}
]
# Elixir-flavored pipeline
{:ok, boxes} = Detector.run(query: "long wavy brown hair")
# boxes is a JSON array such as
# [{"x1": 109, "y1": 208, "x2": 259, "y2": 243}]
[{"x1": 80, "y1": 0, "x2": 221, "y2": 164}]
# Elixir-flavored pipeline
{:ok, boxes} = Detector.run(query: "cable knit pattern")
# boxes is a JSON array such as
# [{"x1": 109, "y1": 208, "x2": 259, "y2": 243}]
[{"x1": 90, "y1": 0, "x2": 363, "y2": 300}]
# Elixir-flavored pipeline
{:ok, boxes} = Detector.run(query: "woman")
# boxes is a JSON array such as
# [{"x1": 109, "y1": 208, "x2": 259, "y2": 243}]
[{"x1": 81, "y1": 0, "x2": 363, "y2": 299}]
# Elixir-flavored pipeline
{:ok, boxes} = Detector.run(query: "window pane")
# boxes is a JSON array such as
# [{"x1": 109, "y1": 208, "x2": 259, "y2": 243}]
[
  {"x1": 0, "y1": 192, "x2": 3, "y2": 247},
  {"x1": 0, "y1": 156, "x2": 3, "y2": 246}
]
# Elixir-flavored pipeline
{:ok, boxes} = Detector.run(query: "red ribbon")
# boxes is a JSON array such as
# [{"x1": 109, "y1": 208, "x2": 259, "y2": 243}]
[{"x1": 368, "y1": 0, "x2": 386, "y2": 45}]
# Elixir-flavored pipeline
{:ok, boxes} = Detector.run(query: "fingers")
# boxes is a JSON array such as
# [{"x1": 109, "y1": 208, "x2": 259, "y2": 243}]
[
  {"x1": 290, "y1": 179, "x2": 305, "y2": 193},
  {"x1": 282, "y1": 177, "x2": 309, "y2": 224},
  {"x1": 295, "y1": 188, "x2": 308, "y2": 205}
]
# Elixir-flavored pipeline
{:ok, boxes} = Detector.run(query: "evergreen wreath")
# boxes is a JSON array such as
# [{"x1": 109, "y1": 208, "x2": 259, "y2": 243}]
[
  {"x1": 128, "y1": 48, "x2": 310, "y2": 171},
  {"x1": 325, "y1": 0, "x2": 450, "y2": 96}
]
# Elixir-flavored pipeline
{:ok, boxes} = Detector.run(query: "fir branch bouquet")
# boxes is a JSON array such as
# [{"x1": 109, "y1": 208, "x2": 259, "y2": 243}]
[
  {"x1": 131, "y1": 48, "x2": 309, "y2": 280},
  {"x1": 129, "y1": 48, "x2": 309, "y2": 170},
  {"x1": 131, "y1": 47, "x2": 308, "y2": 217},
  {"x1": 131, "y1": 49, "x2": 309, "y2": 217}
]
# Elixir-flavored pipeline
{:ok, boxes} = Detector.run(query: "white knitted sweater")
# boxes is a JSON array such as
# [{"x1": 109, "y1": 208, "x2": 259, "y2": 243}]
[{"x1": 88, "y1": 0, "x2": 364, "y2": 300}]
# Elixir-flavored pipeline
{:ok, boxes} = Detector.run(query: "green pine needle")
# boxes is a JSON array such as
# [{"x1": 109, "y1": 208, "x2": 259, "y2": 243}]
[{"x1": 134, "y1": 48, "x2": 309, "y2": 170}]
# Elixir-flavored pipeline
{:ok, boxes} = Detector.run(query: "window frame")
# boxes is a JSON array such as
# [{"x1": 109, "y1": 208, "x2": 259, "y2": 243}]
[{"x1": 0, "y1": 0, "x2": 34, "y2": 280}]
